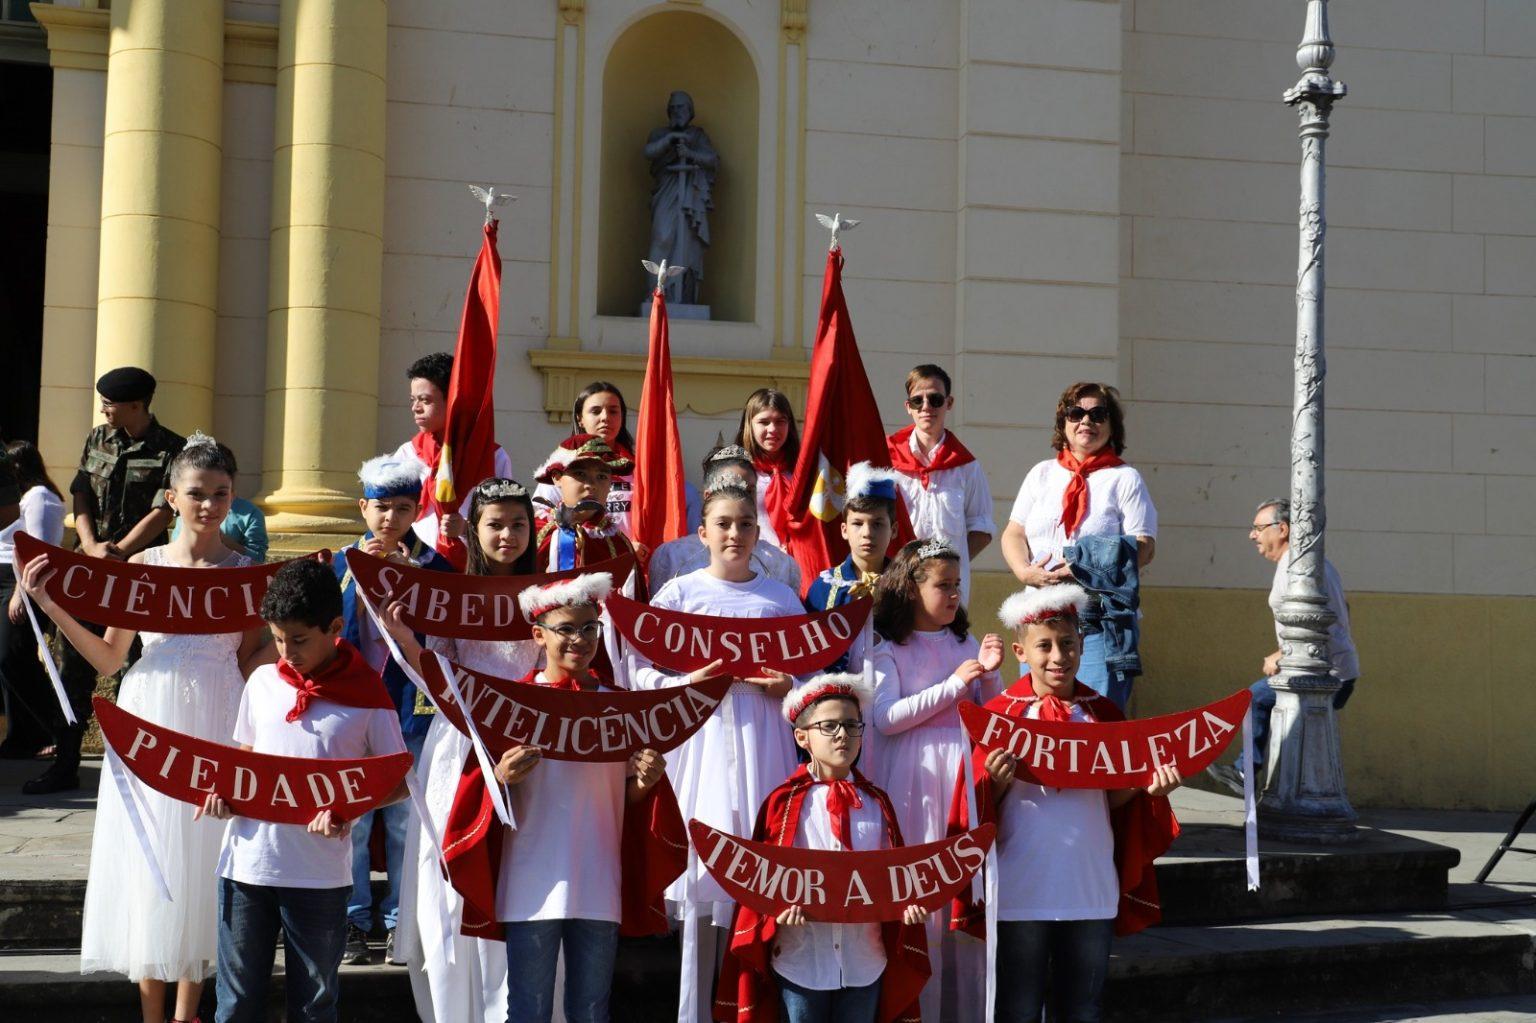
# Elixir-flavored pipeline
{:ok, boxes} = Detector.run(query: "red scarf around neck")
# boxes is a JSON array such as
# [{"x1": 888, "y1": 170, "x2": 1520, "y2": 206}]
[
  {"x1": 277, "y1": 639, "x2": 393, "y2": 723},
  {"x1": 409, "y1": 430, "x2": 441, "y2": 512},
  {"x1": 752, "y1": 454, "x2": 792, "y2": 543},
  {"x1": 1056, "y1": 447, "x2": 1124, "y2": 538},
  {"x1": 817, "y1": 773, "x2": 864, "y2": 850},
  {"x1": 886, "y1": 425, "x2": 976, "y2": 490}
]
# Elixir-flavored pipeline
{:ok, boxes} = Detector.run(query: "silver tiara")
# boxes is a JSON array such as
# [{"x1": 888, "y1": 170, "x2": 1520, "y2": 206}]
[
  {"x1": 183, "y1": 430, "x2": 219, "y2": 451},
  {"x1": 475, "y1": 478, "x2": 528, "y2": 501},
  {"x1": 916, "y1": 536, "x2": 958, "y2": 561},
  {"x1": 707, "y1": 444, "x2": 750, "y2": 464}
]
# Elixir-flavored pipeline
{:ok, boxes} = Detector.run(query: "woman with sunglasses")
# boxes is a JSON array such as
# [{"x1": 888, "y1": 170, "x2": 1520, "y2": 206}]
[{"x1": 999, "y1": 382, "x2": 1156, "y2": 707}]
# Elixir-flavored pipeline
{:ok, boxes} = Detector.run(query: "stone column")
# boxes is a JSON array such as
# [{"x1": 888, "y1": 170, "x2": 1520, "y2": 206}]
[
  {"x1": 94, "y1": 0, "x2": 224, "y2": 433},
  {"x1": 1258, "y1": 0, "x2": 1357, "y2": 844},
  {"x1": 257, "y1": 0, "x2": 386, "y2": 531}
]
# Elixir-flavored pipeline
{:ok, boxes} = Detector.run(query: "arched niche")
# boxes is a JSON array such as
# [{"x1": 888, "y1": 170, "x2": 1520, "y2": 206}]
[{"x1": 596, "y1": 10, "x2": 758, "y2": 323}]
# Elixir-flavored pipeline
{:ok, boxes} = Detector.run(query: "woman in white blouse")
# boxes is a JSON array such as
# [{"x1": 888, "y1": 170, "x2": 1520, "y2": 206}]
[
  {"x1": 0, "y1": 441, "x2": 67, "y2": 758},
  {"x1": 1000, "y1": 383, "x2": 1156, "y2": 706}
]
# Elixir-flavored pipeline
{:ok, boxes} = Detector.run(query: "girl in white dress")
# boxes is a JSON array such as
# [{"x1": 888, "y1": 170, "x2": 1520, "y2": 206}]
[
  {"x1": 380, "y1": 477, "x2": 541, "y2": 1023},
  {"x1": 869, "y1": 538, "x2": 1005, "y2": 1023},
  {"x1": 19, "y1": 434, "x2": 272, "y2": 1023},
  {"x1": 630, "y1": 482, "x2": 800, "y2": 1023}
]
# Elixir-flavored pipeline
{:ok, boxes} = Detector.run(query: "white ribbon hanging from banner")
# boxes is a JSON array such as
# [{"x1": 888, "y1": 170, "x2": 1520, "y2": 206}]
[
  {"x1": 104, "y1": 743, "x2": 172, "y2": 902},
  {"x1": 21, "y1": 589, "x2": 76, "y2": 726},
  {"x1": 1242, "y1": 707, "x2": 1260, "y2": 891}
]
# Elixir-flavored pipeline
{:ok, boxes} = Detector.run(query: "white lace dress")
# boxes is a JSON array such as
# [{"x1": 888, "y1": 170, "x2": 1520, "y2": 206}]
[{"x1": 79, "y1": 545, "x2": 250, "y2": 981}]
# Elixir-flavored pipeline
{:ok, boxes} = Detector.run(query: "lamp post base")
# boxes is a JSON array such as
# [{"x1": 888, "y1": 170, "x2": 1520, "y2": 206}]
[{"x1": 1258, "y1": 675, "x2": 1360, "y2": 844}]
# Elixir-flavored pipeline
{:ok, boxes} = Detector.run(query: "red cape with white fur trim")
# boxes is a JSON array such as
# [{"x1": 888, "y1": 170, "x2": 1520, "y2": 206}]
[
  {"x1": 440, "y1": 669, "x2": 688, "y2": 940},
  {"x1": 714, "y1": 766, "x2": 930, "y2": 1023},
  {"x1": 946, "y1": 680, "x2": 1179, "y2": 938}
]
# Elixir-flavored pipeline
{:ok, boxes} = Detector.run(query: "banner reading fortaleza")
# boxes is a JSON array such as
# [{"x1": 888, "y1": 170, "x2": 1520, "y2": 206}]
[
  {"x1": 95, "y1": 697, "x2": 414, "y2": 825},
  {"x1": 690, "y1": 819, "x2": 995, "y2": 924},
  {"x1": 14, "y1": 533, "x2": 310, "y2": 632},
  {"x1": 417, "y1": 653, "x2": 731, "y2": 762},
  {"x1": 606, "y1": 594, "x2": 872, "y2": 677},
  {"x1": 958, "y1": 689, "x2": 1252, "y2": 790},
  {"x1": 342, "y1": 547, "x2": 636, "y2": 640}
]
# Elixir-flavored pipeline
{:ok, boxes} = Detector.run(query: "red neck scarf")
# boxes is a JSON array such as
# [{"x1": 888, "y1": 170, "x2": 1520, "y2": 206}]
[
  {"x1": 886, "y1": 426, "x2": 976, "y2": 490},
  {"x1": 753, "y1": 454, "x2": 793, "y2": 542},
  {"x1": 277, "y1": 639, "x2": 393, "y2": 723},
  {"x1": 817, "y1": 773, "x2": 864, "y2": 849},
  {"x1": 994, "y1": 678, "x2": 1102, "y2": 723},
  {"x1": 409, "y1": 430, "x2": 442, "y2": 514},
  {"x1": 1056, "y1": 447, "x2": 1124, "y2": 538},
  {"x1": 533, "y1": 669, "x2": 601, "y2": 693}
]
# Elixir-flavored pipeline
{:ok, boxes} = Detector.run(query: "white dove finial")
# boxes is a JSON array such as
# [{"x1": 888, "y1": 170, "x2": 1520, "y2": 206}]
[
  {"x1": 641, "y1": 258, "x2": 687, "y2": 292},
  {"x1": 815, "y1": 211, "x2": 862, "y2": 251},
  {"x1": 468, "y1": 185, "x2": 516, "y2": 225}
]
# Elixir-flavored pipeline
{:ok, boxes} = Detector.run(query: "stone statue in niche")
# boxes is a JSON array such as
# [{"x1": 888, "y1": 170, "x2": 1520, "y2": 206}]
[{"x1": 642, "y1": 90, "x2": 718, "y2": 316}]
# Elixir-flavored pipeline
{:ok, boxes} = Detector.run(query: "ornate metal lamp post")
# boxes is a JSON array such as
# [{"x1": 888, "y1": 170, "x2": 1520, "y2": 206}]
[{"x1": 1259, "y1": 0, "x2": 1358, "y2": 843}]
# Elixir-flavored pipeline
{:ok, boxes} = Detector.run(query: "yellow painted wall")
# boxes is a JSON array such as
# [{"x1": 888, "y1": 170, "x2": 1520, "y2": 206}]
[{"x1": 969, "y1": 572, "x2": 1536, "y2": 812}]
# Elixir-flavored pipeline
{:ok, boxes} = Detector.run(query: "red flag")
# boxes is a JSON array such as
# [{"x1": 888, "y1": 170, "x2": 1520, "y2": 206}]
[
  {"x1": 783, "y1": 248, "x2": 910, "y2": 592},
  {"x1": 429, "y1": 221, "x2": 502, "y2": 569},
  {"x1": 629, "y1": 287, "x2": 689, "y2": 555}
]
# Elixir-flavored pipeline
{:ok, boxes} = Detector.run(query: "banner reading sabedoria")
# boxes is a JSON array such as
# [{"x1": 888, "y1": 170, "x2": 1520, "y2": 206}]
[
  {"x1": 691, "y1": 819, "x2": 995, "y2": 924},
  {"x1": 95, "y1": 698, "x2": 413, "y2": 825},
  {"x1": 13, "y1": 533, "x2": 308, "y2": 633},
  {"x1": 417, "y1": 653, "x2": 731, "y2": 762},
  {"x1": 343, "y1": 547, "x2": 636, "y2": 640},
  {"x1": 958, "y1": 689, "x2": 1252, "y2": 790},
  {"x1": 606, "y1": 594, "x2": 871, "y2": 677}
]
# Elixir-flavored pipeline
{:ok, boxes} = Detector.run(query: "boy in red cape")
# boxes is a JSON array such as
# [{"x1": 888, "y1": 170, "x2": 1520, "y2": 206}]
[
  {"x1": 946, "y1": 583, "x2": 1180, "y2": 1021},
  {"x1": 715, "y1": 673, "x2": 931, "y2": 1023},
  {"x1": 438, "y1": 572, "x2": 686, "y2": 1023}
]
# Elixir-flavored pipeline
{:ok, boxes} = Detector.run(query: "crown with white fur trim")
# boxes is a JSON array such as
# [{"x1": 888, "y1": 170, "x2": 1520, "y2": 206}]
[
  {"x1": 998, "y1": 583, "x2": 1090, "y2": 632},
  {"x1": 533, "y1": 433, "x2": 634, "y2": 484},
  {"x1": 518, "y1": 572, "x2": 613, "y2": 621},
  {"x1": 358, "y1": 452, "x2": 429, "y2": 500},
  {"x1": 844, "y1": 461, "x2": 901, "y2": 505},
  {"x1": 781, "y1": 672, "x2": 873, "y2": 725}
]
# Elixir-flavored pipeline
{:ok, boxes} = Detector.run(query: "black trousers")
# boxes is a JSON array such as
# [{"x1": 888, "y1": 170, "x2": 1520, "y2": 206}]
[{"x1": 0, "y1": 564, "x2": 54, "y2": 753}]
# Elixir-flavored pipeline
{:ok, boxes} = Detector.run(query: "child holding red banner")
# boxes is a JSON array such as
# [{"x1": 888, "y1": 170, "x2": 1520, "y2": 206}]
[
  {"x1": 733, "y1": 388, "x2": 800, "y2": 552},
  {"x1": 532, "y1": 433, "x2": 637, "y2": 571},
  {"x1": 436, "y1": 572, "x2": 684, "y2": 1023},
  {"x1": 630, "y1": 482, "x2": 802, "y2": 1023},
  {"x1": 950, "y1": 584, "x2": 1180, "y2": 1022},
  {"x1": 200, "y1": 557, "x2": 409, "y2": 1023},
  {"x1": 715, "y1": 673, "x2": 930, "y2": 1023},
  {"x1": 378, "y1": 477, "x2": 539, "y2": 1023},
  {"x1": 18, "y1": 433, "x2": 272, "y2": 1023},
  {"x1": 868, "y1": 538, "x2": 1004, "y2": 1022}
]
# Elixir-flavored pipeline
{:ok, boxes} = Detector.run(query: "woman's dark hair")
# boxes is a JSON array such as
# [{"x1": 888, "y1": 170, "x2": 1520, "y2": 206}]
[
  {"x1": 734, "y1": 388, "x2": 800, "y2": 466},
  {"x1": 407, "y1": 352, "x2": 454, "y2": 397},
  {"x1": 873, "y1": 540, "x2": 969, "y2": 644},
  {"x1": 169, "y1": 435, "x2": 239, "y2": 485},
  {"x1": 464, "y1": 479, "x2": 537, "y2": 577},
  {"x1": 700, "y1": 482, "x2": 757, "y2": 519},
  {"x1": 571, "y1": 381, "x2": 635, "y2": 454},
  {"x1": 260, "y1": 557, "x2": 342, "y2": 628},
  {"x1": 1051, "y1": 381, "x2": 1127, "y2": 456},
  {"x1": 4, "y1": 441, "x2": 62, "y2": 498}
]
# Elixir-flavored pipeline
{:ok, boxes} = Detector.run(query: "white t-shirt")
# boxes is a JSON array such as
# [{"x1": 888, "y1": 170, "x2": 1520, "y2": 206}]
[
  {"x1": 1269, "y1": 548, "x2": 1361, "y2": 681},
  {"x1": 890, "y1": 431, "x2": 994, "y2": 602},
  {"x1": 995, "y1": 703, "x2": 1119, "y2": 922},
  {"x1": 1007, "y1": 458, "x2": 1157, "y2": 564},
  {"x1": 646, "y1": 533, "x2": 802, "y2": 595},
  {"x1": 771, "y1": 785, "x2": 887, "y2": 991},
  {"x1": 0, "y1": 485, "x2": 66, "y2": 564},
  {"x1": 393, "y1": 441, "x2": 516, "y2": 551},
  {"x1": 217, "y1": 664, "x2": 408, "y2": 889},
  {"x1": 495, "y1": 675, "x2": 627, "y2": 923}
]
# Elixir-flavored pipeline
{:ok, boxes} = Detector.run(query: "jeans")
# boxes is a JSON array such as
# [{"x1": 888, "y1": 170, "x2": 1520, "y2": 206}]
[
  {"x1": 1075, "y1": 633, "x2": 1133, "y2": 711},
  {"x1": 1249, "y1": 676, "x2": 1356, "y2": 771},
  {"x1": 773, "y1": 971, "x2": 882, "y2": 1023},
  {"x1": 996, "y1": 918, "x2": 1115, "y2": 1023},
  {"x1": 346, "y1": 731, "x2": 423, "y2": 930},
  {"x1": 504, "y1": 918, "x2": 619, "y2": 1023},
  {"x1": 215, "y1": 878, "x2": 350, "y2": 1023}
]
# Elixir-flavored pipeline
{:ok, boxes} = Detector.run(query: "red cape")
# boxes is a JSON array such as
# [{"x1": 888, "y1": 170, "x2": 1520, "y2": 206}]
[
  {"x1": 885, "y1": 426, "x2": 976, "y2": 490},
  {"x1": 439, "y1": 669, "x2": 688, "y2": 940},
  {"x1": 715, "y1": 766, "x2": 930, "y2": 1023},
  {"x1": 946, "y1": 680, "x2": 1178, "y2": 938}
]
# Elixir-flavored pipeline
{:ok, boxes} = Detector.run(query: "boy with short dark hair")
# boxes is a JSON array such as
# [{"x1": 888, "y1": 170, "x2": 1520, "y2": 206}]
[
  {"x1": 805, "y1": 462, "x2": 898, "y2": 612},
  {"x1": 206, "y1": 558, "x2": 407, "y2": 1023}
]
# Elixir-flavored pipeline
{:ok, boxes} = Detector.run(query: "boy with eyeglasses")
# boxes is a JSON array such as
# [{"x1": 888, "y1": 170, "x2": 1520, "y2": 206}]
[
  {"x1": 885, "y1": 364, "x2": 993, "y2": 603},
  {"x1": 714, "y1": 673, "x2": 931, "y2": 1023}
]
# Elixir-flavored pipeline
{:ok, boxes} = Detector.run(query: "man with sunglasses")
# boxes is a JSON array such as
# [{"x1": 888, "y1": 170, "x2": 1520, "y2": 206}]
[
  {"x1": 1207, "y1": 498, "x2": 1359, "y2": 796},
  {"x1": 885, "y1": 364, "x2": 994, "y2": 603}
]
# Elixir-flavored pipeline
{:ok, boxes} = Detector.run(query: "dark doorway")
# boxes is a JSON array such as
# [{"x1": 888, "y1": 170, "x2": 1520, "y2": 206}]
[{"x1": 0, "y1": 57, "x2": 51, "y2": 444}]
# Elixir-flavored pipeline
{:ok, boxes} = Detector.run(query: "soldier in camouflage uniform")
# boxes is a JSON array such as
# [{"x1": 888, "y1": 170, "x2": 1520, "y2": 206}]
[{"x1": 23, "y1": 367, "x2": 185, "y2": 794}]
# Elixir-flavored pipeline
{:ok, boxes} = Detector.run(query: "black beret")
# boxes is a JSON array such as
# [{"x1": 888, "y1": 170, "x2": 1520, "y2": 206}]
[{"x1": 96, "y1": 366, "x2": 156, "y2": 403}]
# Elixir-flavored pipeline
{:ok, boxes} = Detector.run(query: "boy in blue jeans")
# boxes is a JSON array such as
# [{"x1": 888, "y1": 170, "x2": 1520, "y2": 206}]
[
  {"x1": 203, "y1": 558, "x2": 408, "y2": 1023},
  {"x1": 333, "y1": 453, "x2": 453, "y2": 964}
]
